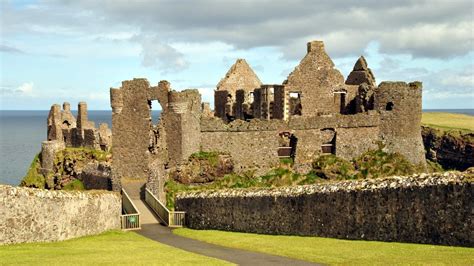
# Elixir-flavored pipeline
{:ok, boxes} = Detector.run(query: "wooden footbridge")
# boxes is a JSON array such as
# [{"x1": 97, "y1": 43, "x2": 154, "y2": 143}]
[{"x1": 120, "y1": 180, "x2": 185, "y2": 230}]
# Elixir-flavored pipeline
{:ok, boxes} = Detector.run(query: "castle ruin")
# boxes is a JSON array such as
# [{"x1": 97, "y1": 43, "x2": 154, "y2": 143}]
[
  {"x1": 41, "y1": 102, "x2": 112, "y2": 177},
  {"x1": 109, "y1": 40, "x2": 426, "y2": 201}
]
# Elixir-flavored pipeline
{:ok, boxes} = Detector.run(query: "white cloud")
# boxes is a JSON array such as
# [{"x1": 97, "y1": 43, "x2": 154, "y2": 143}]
[
  {"x1": 16, "y1": 82, "x2": 34, "y2": 96},
  {"x1": 440, "y1": 66, "x2": 474, "y2": 88},
  {"x1": 196, "y1": 87, "x2": 215, "y2": 105},
  {"x1": 135, "y1": 35, "x2": 188, "y2": 72},
  {"x1": 2, "y1": 1, "x2": 473, "y2": 60},
  {"x1": 0, "y1": 82, "x2": 36, "y2": 97}
]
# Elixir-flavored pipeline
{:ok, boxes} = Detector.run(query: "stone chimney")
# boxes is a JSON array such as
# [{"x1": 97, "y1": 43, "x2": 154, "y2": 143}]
[
  {"x1": 307, "y1": 41, "x2": 325, "y2": 53},
  {"x1": 77, "y1": 102, "x2": 88, "y2": 130}
]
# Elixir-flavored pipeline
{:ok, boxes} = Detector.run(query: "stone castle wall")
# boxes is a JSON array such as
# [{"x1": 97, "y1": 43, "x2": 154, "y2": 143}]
[
  {"x1": 199, "y1": 113, "x2": 381, "y2": 174},
  {"x1": 375, "y1": 82, "x2": 425, "y2": 165},
  {"x1": 1, "y1": 185, "x2": 121, "y2": 245},
  {"x1": 176, "y1": 172, "x2": 473, "y2": 247},
  {"x1": 110, "y1": 79, "x2": 152, "y2": 180}
]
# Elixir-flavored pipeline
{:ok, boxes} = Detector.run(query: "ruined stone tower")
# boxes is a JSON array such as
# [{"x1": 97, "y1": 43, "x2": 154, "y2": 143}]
[
  {"x1": 375, "y1": 81, "x2": 426, "y2": 165},
  {"x1": 110, "y1": 79, "x2": 201, "y2": 200}
]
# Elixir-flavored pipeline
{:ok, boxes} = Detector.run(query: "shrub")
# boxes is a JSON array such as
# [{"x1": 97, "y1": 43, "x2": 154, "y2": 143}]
[
  {"x1": 311, "y1": 155, "x2": 356, "y2": 180},
  {"x1": 353, "y1": 149, "x2": 416, "y2": 179}
]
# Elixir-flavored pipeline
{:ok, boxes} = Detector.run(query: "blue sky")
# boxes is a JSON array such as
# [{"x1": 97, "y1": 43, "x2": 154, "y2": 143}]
[{"x1": 1, "y1": 0, "x2": 473, "y2": 110}]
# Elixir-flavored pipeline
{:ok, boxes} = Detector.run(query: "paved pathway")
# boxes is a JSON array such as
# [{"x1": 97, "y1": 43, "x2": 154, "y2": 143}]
[
  {"x1": 126, "y1": 188, "x2": 319, "y2": 265},
  {"x1": 138, "y1": 223, "x2": 319, "y2": 266}
]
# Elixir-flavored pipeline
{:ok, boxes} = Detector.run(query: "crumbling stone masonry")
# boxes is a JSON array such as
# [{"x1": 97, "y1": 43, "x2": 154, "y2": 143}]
[
  {"x1": 41, "y1": 102, "x2": 111, "y2": 177},
  {"x1": 108, "y1": 40, "x2": 426, "y2": 199},
  {"x1": 110, "y1": 79, "x2": 201, "y2": 201}
]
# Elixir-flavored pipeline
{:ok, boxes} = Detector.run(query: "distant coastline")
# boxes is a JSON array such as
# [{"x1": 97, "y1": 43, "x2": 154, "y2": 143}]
[{"x1": 422, "y1": 109, "x2": 474, "y2": 116}]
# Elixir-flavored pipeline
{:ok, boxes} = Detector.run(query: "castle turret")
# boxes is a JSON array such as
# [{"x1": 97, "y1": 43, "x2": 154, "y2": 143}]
[
  {"x1": 164, "y1": 89, "x2": 201, "y2": 167},
  {"x1": 375, "y1": 81, "x2": 425, "y2": 166}
]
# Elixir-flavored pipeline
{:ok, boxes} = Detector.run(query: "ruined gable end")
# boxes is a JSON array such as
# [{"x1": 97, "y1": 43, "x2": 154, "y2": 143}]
[
  {"x1": 216, "y1": 59, "x2": 262, "y2": 93},
  {"x1": 346, "y1": 56, "x2": 376, "y2": 86}
]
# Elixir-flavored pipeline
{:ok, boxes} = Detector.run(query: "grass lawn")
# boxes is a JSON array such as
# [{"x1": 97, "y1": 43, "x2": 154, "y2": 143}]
[
  {"x1": 0, "y1": 230, "x2": 232, "y2": 266},
  {"x1": 422, "y1": 112, "x2": 474, "y2": 133},
  {"x1": 174, "y1": 228, "x2": 474, "y2": 265}
]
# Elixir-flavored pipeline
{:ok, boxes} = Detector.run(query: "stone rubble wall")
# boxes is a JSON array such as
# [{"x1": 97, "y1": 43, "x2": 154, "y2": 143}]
[
  {"x1": 201, "y1": 112, "x2": 379, "y2": 132},
  {"x1": 0, "y1": 185, "x2": 121, "y2": 245},
  {"x1": 200, "y1": 113, "x2": 380, "y2": 174},
  {"x1": 176, "y1": 172, "x2": 473, "y2": 247}
]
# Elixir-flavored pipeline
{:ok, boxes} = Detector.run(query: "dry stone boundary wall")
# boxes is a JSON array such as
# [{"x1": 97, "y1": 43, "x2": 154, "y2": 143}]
[
  {"x1": 176, "y1": 172, "x2": 473, "y2": 247},
  {"x1": 1, "y1": 185, "x2": 121, "y2": 245}
]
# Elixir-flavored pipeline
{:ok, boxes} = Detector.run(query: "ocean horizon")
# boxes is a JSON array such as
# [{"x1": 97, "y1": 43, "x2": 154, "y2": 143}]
[{"x1": 1, "y1": 109, "x2": 473, "y2": 186}]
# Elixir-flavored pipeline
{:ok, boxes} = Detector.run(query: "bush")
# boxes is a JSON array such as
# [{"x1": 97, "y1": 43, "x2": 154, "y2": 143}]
[
  {"x1": 311, "y1": 155, "x2": 356, "y2": 180},
  {"x1": 353, "y1": 149, "x2": 416, "y2": 179}
]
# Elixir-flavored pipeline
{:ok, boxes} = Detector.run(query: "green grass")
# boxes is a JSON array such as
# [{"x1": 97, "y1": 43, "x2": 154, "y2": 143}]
[
  {"x1": 174, "y1": 229, "x2": 474, "y2": 265},
  {"x1": 62, "y1": 179, "x2": 85, "y2": 191},
  {"x1": 189, "y1": 151, "x2": 220, "y2": 167},
  {"x1": 20, "y1": 153, "x2": 45, "y2": 189},
  {"x1": 165, "y1": 170, "x2": 324, "y2": 209},
  {"x1": 0, "y1": 230, "x2": 232, "y2": 266},
  {"x1": 422, "y1": 112, "x2": 474, "y2": 133},
  {"x1": 166, "y1": 147, "x2": 432, "y2": 209}
]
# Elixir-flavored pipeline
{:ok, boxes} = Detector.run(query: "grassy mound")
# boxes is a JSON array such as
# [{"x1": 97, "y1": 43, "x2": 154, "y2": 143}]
[
  {"x1": 166, "y1": 147, "x2": 434, "y2": 209},
  {"x1": 312, "y1": 155, "x2": 356, "y2": 180},
  {"x1": 20, "y1": 147, "x2": 110, "y2": 190},
  {"x1": 20, "y1": 154, "x2": 45, "y2": 189},
  {"x1": 353, "y1": 149, "x2": 417, "y2": 179}
]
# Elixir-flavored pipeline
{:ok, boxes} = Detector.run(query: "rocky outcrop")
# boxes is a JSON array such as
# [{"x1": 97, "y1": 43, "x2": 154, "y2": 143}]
[
  {"x1": 176, "y1": 171, "x2": 474, "y2": 247},
  {"x1": 21, "y1": 148, "x2": 113, "y2": 190},
  {"x1": 422, "y1": 126, "x2": 474, "y2": 171}
]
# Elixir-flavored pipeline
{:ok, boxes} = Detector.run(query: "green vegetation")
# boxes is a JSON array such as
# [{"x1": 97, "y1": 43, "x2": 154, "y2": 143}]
[
  {"x1": 166, "y1": 146, "x2": 435, "y2": 209},
  {"x1": 0, "y1": 230, "x2": 231, "y2": 266},
  {"x1": 165, "y1": 169, "x2": 324, "y2": 209},
  {"x1": 174, "y1": 228, "x2": 474, "y2": 265},
  {"x1": 279, "y1": 157, "x2": 294, "y2": 166},
  {"x1": 20, "y1": 147, "x2": 111, "y2": 190},
  {"x1": 189, "y1": 151, "x2": 220, "y2": 167},
  {"x1": 62, "y1": 179, "x2": 85, "y2": 191},
  {"x1": 312, "y1": 154, "x2": 356, "y2": 179},
  {"x1": 422, "y1": 112, "x2": 474, "y2": 133},
  {"x1": 20, "y1": 154, "x2": 45, "y2": 189},
  {"x1": 353, "y1": 148, "x2": 418, "y2": 179}
]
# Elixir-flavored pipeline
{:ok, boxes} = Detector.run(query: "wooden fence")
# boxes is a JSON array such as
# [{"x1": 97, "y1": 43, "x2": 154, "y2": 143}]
[
  {"x1": 145, "y1": 188, "x2": 185, "y2": 227},
  {"x1": 121, "y1": 189, "x2": 140, "y2": 230}
]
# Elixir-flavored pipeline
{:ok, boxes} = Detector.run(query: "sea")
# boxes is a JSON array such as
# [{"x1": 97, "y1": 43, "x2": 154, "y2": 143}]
[{"x1": 0, "y1": 109, "x2": 473, "y2": 186}]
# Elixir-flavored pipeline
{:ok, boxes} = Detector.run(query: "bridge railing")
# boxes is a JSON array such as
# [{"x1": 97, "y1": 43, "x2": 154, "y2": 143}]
[
  {"x1": 121, "y1": 189, "x2": 140, "y2": 230},
  {"x1": 145, "y1": 188, "x2": 185, "y2": 227}
]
